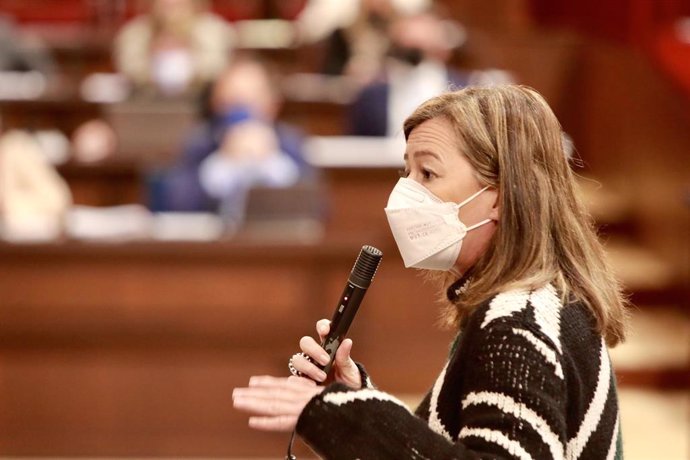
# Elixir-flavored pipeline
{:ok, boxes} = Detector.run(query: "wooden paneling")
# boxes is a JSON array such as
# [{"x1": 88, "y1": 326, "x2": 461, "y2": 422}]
[
  {"x1": 0, "y1": 240, "x2": 452, "y2": 456},
  {"x1": 566, "y1": 39, "x2": 690, "y2": 283}
]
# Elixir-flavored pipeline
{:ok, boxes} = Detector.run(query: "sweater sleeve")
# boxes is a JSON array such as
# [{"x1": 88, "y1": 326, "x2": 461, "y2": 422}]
[
  {"x1": 354, "y1": 361, "x2": 375, "y2": 390},
  {"x1": 295, "y1": 320, "x2": 568, "y2": 460},
  {"x1": 296, "y1": 383, "x2": 482, "y2": 460}
]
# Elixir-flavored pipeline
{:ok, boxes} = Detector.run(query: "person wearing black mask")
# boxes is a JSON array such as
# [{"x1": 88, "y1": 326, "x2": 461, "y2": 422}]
[{"x1": 348, "y1": 11, "x2": 470, "y2": 137}]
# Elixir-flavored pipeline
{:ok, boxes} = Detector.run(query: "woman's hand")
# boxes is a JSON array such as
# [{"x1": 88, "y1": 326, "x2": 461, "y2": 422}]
[
  {"x1": 232, "y1": 375, "x2": 323, "y2": 431},
  {"x1": 293, "y1": 319, "x2": 362, "y2": 389}
]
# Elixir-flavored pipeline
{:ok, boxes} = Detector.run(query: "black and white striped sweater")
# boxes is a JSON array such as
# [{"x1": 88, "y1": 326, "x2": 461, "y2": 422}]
[{"x1": 296, "y1": 283, "x2": 623, "y2": 459}]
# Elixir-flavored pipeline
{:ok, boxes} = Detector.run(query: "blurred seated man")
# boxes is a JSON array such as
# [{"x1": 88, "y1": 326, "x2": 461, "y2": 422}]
[
  {"x1": 154, "y1": 57, "x2": 311, "y2": 213},
  {"x1": 348, "y1": 10, "x2": 470, "y2": 136},
  {"x1": 198, "y1": 107, "x2": 300, "y2": 227},
  {"x1": 113, "y1": 0, "x2": 234, "y2": 97}
]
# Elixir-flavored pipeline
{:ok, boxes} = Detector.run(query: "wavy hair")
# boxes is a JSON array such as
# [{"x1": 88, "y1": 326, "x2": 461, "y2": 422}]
[{"x1": 404, "y1": 85, "x2": 627, "y2": 346}]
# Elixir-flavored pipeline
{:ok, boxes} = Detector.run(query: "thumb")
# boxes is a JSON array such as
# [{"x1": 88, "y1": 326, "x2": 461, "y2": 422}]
[{"x1": 335, "y1": 338, "x2": 355, "y2": 367}]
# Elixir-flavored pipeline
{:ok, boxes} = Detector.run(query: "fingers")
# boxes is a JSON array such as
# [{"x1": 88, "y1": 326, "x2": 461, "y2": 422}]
[
  {"x1": 287, "y1": 375, "x2": 317, "y2": 387},
  {"x1": 296, "y1": 318, "x2": 333, "y2": 365},
  {"x1": 247, "y1": 375, "x2": 314, "y2": 388},
  {"x1": 232, "y1": 375, "x2": 323, "y2": 432},
  {"x1": 233, "y1": 393, "x2": 304, "y2": 417},
  {"x1": 295, "y1": 319, "x2": 331, "y2": 365},
  {"x1": 249, "y1": 415, "x2": 299, "y2": 431},
  {"x1": 233, "y1": 377, "x2": 308, "y2": 416},
  {"x1": 299, "y1": 336, "x2": 330, "y2": 365},
  {"x1": 292, "y1": 352, "x2": 328, "y2": 383},
  {"x1": 316, "y1": 319, "x2": 330, "y2": 341}
]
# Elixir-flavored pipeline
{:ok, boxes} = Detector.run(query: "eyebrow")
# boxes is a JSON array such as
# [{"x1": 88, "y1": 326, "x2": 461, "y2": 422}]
[{"x1": 403, "y1": 150, "x2": 441, "y2": 161}]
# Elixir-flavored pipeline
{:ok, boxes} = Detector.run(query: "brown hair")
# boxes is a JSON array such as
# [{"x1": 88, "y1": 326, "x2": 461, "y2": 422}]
[{"x1": 404, "y1": 85, "x2": 627, "y2": 346}]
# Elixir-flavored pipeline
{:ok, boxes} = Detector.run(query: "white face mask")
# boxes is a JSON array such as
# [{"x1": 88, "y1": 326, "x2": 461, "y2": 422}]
[
  {"x1": 384, "y1": 178, "x2": 492, "y2": 271},
  {"x1": 151, "y1": 49, "x2": 193, "y2": 95}
]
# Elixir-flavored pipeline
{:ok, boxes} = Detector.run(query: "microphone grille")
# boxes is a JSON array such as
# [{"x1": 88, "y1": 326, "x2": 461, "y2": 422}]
[{"x1": 349, "y1": 245, "x2": 383, "y2": 288}]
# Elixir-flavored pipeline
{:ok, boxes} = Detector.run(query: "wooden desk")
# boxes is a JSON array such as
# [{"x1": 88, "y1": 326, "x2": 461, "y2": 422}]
[
  {"x1": 279, "y1": 100, "x2": 348, "y2": 136},
  {"x1": 58, "y1": 160, "x2": 144, "y2": 206},
  {"x1": 0, "y1": 239, "x2": 452, "y2": 456},
  {"x1": 58, "y1": 161, "x2": 399, "y2": 238},
  {"x1": 0, "y1": 93, "x2": 102, "y2": 135}
]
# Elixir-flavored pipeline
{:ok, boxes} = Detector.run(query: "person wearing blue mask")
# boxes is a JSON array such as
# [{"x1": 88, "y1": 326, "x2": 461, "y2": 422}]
[
  {"x1": 233, "y1": 85, "x2": 628, "y2": 460},
  {"x1": 197, "y1": 106, "x2": 300, "y2": 227},
  {"x1": 156, "y1": 58, "x2": 310, "y2": 213}
]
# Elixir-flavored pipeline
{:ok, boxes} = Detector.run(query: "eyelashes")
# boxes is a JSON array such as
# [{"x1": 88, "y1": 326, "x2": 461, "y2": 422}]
[{"x1": 398, "y1": 168, "x2": 436, "y2": 180}]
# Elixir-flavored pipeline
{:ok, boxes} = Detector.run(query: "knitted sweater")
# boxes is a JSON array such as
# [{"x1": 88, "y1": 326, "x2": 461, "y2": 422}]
[{"x1": 296, "y1": 283, "x2": 623, "y2": 459}]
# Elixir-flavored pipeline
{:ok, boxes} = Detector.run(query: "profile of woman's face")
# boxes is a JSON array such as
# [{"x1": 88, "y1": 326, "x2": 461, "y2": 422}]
[{"x1": 403, "y1": 116, "x2": 499, "y2": 274}]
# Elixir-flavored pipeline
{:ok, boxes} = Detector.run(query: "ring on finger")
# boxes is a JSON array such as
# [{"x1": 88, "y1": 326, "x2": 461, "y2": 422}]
[{"x1": 288, "y1": 352, "x2": 310, "y2": 377}]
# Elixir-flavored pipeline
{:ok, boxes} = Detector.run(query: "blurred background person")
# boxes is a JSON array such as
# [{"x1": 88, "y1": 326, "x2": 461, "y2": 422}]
[
  {"x1": 295, "y1": 0, "x2": 430, "y2": 85},
  {"x1": 0, "y1": 125, "x2": 72, "y2": 240},
  {"x1": 0, "y1": 14, "x2": 55, "y2": 74},
  {"x1": 197, "y1": 107, "x2": 300, "y2": 228},
  {"x1": 154, "y1": 57, "x2": 311, "y2": 213},
  {"x1": 113, "y1": 0, "x2": 235, "y2": 97},
  {"x1": 349, "y1": 10, "x2": 470, "y2": 137}
]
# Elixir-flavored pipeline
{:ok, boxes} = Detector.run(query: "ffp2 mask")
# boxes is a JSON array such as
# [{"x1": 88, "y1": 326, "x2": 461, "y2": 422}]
[{"x1": 384, "y1": 178, "x2": 492, "y2": 271}]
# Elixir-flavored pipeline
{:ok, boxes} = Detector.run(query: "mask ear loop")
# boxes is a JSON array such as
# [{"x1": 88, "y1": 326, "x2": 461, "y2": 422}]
[
  {"x1": 454, "y1": 186, "x2": 493, "y2": 231},
  {"x1": 466, "y1": 218, "x2": 493, "y2": 231},
  {"x1": 455, "y1": 185, "x2": 491, "y2": 209}
]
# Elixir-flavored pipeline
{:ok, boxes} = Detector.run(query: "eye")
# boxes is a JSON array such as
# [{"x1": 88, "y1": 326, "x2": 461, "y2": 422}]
[{"x1": 421, "y1": 168, "x2": 435, "y2": 180}]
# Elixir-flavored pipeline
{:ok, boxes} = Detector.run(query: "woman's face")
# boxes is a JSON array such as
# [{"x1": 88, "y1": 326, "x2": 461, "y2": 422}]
[{"x1": 403, "y1": 116, "x2": 499, "y2": 275}]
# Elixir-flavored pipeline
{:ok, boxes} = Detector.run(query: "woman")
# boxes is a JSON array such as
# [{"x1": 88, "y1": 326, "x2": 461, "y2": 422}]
[
  {"x1": 114, "y1": 0, "x2": 234, "y2": 96},
  {"x1": 233, "y1": 85, "x2": 627, "y2": 459}
]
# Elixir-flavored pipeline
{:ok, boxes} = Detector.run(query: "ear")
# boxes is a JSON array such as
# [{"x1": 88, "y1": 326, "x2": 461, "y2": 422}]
[{"x1": 488, "y1": 188, "x2": 500, "y2": 221}]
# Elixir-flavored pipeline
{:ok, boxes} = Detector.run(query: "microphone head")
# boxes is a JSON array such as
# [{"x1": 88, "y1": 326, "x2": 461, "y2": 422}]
[{"x1": 349, "y1": 245, "x2": 383, "y2": 288}]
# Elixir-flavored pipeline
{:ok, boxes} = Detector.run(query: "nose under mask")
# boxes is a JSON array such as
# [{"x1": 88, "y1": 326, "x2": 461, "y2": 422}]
[{"x1": 384, "y1": 178, "x2": 492, "y2": 271}]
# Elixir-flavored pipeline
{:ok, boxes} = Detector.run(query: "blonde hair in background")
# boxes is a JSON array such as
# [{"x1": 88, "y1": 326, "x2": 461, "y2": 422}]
[{"x1": 404, "y1": 85, "x2": 628, "y2": 346}]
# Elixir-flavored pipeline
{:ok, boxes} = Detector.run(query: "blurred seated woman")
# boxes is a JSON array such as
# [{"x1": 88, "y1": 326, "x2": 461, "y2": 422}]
[{"x1": 114, "y1": 0, "x2": 234, "y2": 97}]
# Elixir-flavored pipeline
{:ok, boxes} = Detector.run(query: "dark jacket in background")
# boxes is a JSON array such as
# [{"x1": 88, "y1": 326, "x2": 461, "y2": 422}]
[{"x1": 348, "y1": 69, "x2": 471, "y2": 136}]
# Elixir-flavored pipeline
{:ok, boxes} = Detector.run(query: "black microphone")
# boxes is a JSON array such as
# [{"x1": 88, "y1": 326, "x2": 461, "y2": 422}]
[
  {"x1": 285, "y1": 245, "x2": 383, "y2": 460},
  {"x1": 318, "y1": 245, "x2": 383, "y2": 374}
]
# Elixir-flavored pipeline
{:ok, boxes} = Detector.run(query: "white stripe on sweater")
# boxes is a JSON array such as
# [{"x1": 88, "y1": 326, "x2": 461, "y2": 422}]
[
  {"x1": 529, "y1": 284, "x2": 563, "y2": 354},
  {"x1": 481, "y1": 289, "x2": 530, "y2": 329},
  {"x1": 463, "y1": 391, "x2": 564, "y2": 460},
  {"x1": 566, "y1": 339, "x2": 612, "y2": 459},
  {"x1": 428, "y1": 361, "x2": 453, "y2": 441},
  {"x1": 460, "y1": 427, "x2": 534, "y2": 460},
  {"x1": 363, "y1": 374, "x2": 374, "y2": 389},
  {"x1": 512, "y1": 327, "x2": 564, "y2": 379},
  {"x1": 323, "y1": 388, "x2": 410, "y2": 411},
  {"x1": 605, "y1": 415, "x2": 620, "y2": 460}
]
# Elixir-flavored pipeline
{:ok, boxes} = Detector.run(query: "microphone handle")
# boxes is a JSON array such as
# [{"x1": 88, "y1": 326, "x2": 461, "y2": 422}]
[{"x1": 317, "y1": 281, "x2": 367, "y2": 374}]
